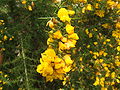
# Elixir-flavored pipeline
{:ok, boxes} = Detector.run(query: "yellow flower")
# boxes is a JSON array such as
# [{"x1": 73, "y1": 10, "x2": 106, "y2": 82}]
[
  {"x1": 95, "y1": 10, "x2": 105, "y2": 18},
  {"x1": 106, "y1": 39, "x2": 110, "y2": 42},
  {"x1": 65, "y1": 40, "x2": 76, "y2": 50},
  {"x1": 94, "y1": 42, "x2": 98, "y2": 45},
  {"x1": 47, "y1": 38, "x2": 54, "y2": 45},
  {"x1": 63, "y1": 66, "x2": 71, "y2": 73},
  {"x1": 79, "y1": 57, "x2": 83, "y2": 61},
  {"x1": 68, "y1": 10, "x2": 75, "y2": 15},
  {"x1": 59, "y1": 41, "x2": 66, "y2": 50},
  {"x1": 116, "y1": 79, "x2": 120, "y2": 83},
  {"x1": 36, "y1": 64, "x2": 43, "y2": 73},
  {"x1": 87, "y1": 45, "x2": 90, "y2": 48},
  {"x1": 58, "y1": 8, "x2": 68, "y2": 17},
  {"x1": 46, "y1": 20, "x2": 54, "y2": 29},
  {"x1": 4, "y1": 75, "x2": 8, "y2": 77},
  {"x1": 116, "y1": 22, "x2": 120, "y2": 29},
  {"x1": 46, "y1": 76, "x2": 53, "y2": 82},
  {"x1": 100, "y1": 77, "x2": 105, "y2": 87},
  {"x1": 103, "y1": 52, "x2": 107, "y2": 56},
  {"x1": 54, "y1": 57, "x2": 62, "y2": 63},
  {"x1": 68, "y1": 33, "x2": 79, "y2": 40},
  {"x1": 28, "y1": 5, "x2": 32, "y2": 11},
  {"x1": 112, "y1": 29, "x2": 120, "y2": 38},
  {"x1": 66, "y1": 24, "x2": 74, "y2": 34},
  {"x1": 64, "y1": 54, "x2": 73, "y2": 65},
  {"x1": 3, "y1": 81, "x2": 7, "y2": 84},
  {"x1": 57, "y1": 8, "x2": 71, "y2": 22},
  {"x1": 105, "y1": 72, "x2": 110, "y2": 77},
  {"x1": 85, "y1": 29, "x2": 89, "y2": 34},
  {"x1": 99, "y1": 50, "x2": 104, "y2": 56},
  {"x1": 103, "y1": 41, "x2": 106, "y2": 45},
  {"x1": 55, "y1": 73, "x2": 64, "y2": 80},
  {"x1": 44, "y1": 48, "x2": 56, "y2": 57},
  {"x1": 93, "y1": 28, "x2": 98, "y2": 31},
  {"x1": 101, "y1": 87, "x2": 108, "y2": 90},
  {"x1": 111, "y1": 72, "x2": 115, "y2": 79},
  {"x1": 0, "y1": 71, "x2": 3, "y2": 74},
  {"x1": 54, "y1": 62, "x2": 65, "y2": 69},
  {"x1": 117, "y1": 46, "x2": 120, "y2": 51},
  {"x1": 86, "y1": 4, "x2": 92, "y2": 11},
  {"x1": 78, "y1": 0, "x2": 87, "y2": 3},
  {"x1": 53, "y1": 30, "x2": 63, "y2": 39},
  {"x1": 82, "y1": 7, "x2": 86, "y2": 13},
  {"x1": 3, "y1": 35, "x2": 8, "y2": 40},
  {"x1": 88, "y1": 33, "x2": 93, "y2": 38},
  {"x1": 93, "y1": 77, "x2": 100, "y2": 86},
  {"x1": 61, "y1": 37, "x2": 67, "y2": 43},
  {"x1": 102, "y1": 23, "x2": 111, "y2": 29},
  {"x1": 107, "y1": 0, "x2": 116, "y2": 8},
  {"x1": 0, "y1": 87, "x2": 3, "y2": 90},
  {"x1": 56, "y1": 68, "x2": 65, "y2": 74},
  {"x1": 53, "y1": 0, "x2": 61, "y2": 3},
  {"x1": 22, "y1": 0, "x2": 26, "y2": 4},
  {"x1": 116, "y1": 3, "x2": 120, "y2": 9},
  {"x1": 95, "y1": 3, "x2": 99, "y2": 8}
]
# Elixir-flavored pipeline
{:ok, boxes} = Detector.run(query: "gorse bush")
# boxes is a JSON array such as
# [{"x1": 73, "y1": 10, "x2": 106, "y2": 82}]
[{"x1": 0, "y1": 0, "x2": 120, "y2": 90}]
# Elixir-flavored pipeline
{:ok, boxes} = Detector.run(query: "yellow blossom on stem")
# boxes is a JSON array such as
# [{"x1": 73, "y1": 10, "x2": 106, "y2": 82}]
[
  {"x1": 59, "y1": 41, "x2": 66, "y2": 50},
  {"x1": 102, "y1": 23, "x2": 111, "y2": 29},
  {"x1": 78, "y1": 0, "x2": 87, "y2": 3},
  {"x1": 95, "y1": 3, "x2": 99, "y2": 9},
  {"x1": 112, "y1": 29, "x2": 120, "y2": 38},
  {"x1": 57, "y1": 8, "x2": 71, "y2": 22},
  {"x1": 28, "y1": 5, "x2": 32, "y2": 11},
  {"x1": 86, "y1": 4, "x2": 92, "y2": 11},
  {"x1": 22, "y1": 0, "x2": 26, "y2": 4},
  {"x1": 95, "y1": 10, "x2": 105, "y2": 18},
  {"x1": 68, "y1": 33, "x2": 79, "y2": 40},
  {"x1": 66, "y1": 24, "x2": 74, "y2": 34},
  {"x1": 3, "y1": 35, "x2": 8, "y2": 41},
  {"x1": 53, "y1": 30, "x2": 63, "y2": 39},
  {"x1": 47, "y1": 38, "x2": 54, "y2": 45},
  {"x1": 117, "y1": 46, "x2": 120, "y2": 51},
  {"x1": 68, "y1": 10, "x2": 75, "y2": 15},
  {"x1": 88, "y1": 33, "x2": 93, "y2": 38},
  {"x1": 111, "y1": 72, "x2": 115, "y2": 79},
  {"x1": 116, "y1": 22, "x2": 120, "y2": 29},
  {"x1": 82, "y1": 7, "x2": 86, "y2": 13},
  {"x1": 65, "y1": 39, "x2": 76, "y2": 50},
  {"x1": 64, "y1": 54, "x2": 73, "y2": 65},
  {"x1": 61, "y1": 37, "x2": 67, "y2": 43},
  {"x1": 94, "y1": 42, "x2": 98, "y2": 45}
]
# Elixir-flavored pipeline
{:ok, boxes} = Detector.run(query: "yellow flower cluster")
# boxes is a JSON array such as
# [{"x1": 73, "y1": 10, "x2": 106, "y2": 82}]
[
  {"x1": 37, "y1": 8, "x2": 78, "y2": 82},
  {"x1": 0, "y1": 20, "x2": 14, "y2": 51},
  {"x1": 36, "y1": 48, "x2": 73, "y2": 82},
  {"x1": 0, "y1": 71, "x2": 9, "y2": 90},
  {"x1": 21, "y1": 0, "x2": 35, "y2": 11},
  {"x1": 0, "y1": 20, "x2": 4, "y2": 25},
  {"x1": 82, "y1": 4, "x2": 93, "y2": 13},
  {"x1": 112, "y1": 22, "x2": 120, "y2": 51},
  {"x1": 95, "y1": 10, "x2": 105, "y2": 18},
  {"x1": 57, "y1": 8, "x2": 75, "y2": 22}
]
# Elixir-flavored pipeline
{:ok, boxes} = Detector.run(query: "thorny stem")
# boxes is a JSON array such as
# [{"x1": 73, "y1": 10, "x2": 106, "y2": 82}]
[{"x1": 21, "y1": 37, "x2": 29, "y2": 90}]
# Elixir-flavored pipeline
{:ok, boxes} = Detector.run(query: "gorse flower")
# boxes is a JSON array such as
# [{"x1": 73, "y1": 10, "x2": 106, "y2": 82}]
[
  {"x1": 57, "y1": 8, "x2": 75, "y2": 22},
  {"x1": 95, "y1": 10, "x2": 105, "y2": 18},
  {"x1": 36, "y1": 48, "x2": 73, "y2": 82},
  {"x1": 37, "y1": 8, "x2": 78, "y2": 82}
]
